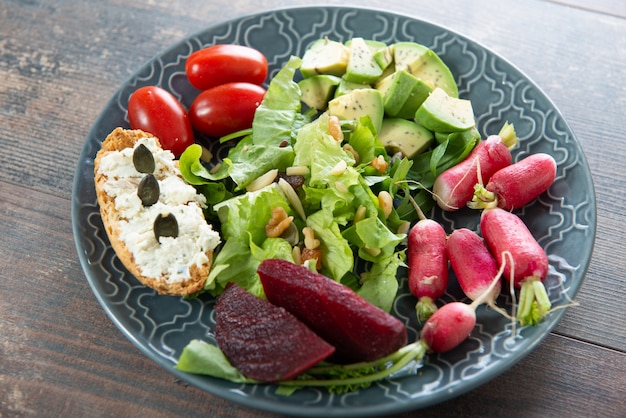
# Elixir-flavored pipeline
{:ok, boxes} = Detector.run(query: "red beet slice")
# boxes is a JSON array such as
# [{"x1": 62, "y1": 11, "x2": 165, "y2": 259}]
[
  {"x1": 258, "y1": 259, "x2": 407, "y2": 363},
  {"x1": 214, "y1": 283, "x2": 335, "y2": 382}
]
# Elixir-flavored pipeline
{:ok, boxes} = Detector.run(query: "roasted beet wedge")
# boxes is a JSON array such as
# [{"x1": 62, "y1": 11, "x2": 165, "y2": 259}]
[
  {"x1": 258, "y1": 258, "x2": 407, "y2": 363},
  {"x1": 214, "y1": 283, "x2": 335, "y2": 382}
]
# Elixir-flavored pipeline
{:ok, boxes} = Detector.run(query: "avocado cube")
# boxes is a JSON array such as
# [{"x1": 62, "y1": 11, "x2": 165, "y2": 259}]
[
  {"x1": 301, "y1": 38, "x2": 350, "y2": 78},
  {"x1": 373, "y1": 45, "x2": 394, "y2": 71},
  {"x1": 406, "y1": 49, "x2": 458, "y2": 98},
  {"x1": 392, "y1": 42, "x2": 429, "y2": 72},
  {"x1": 328, "y1": 88, "x2": 384, "y2": 132},
  {"x1": 346, "y1": 38, "x2": 387, "y2": 54},
  {"x1": 334, "y1": 79, "x2": 371, "y2": 98},
  {"x1": 394, "y1": 78, "x2": 433, "y2": 119},
  {"x1": 415, "y1": 88, "x2": 475, "y2": 133},
  {"x1": 344, "y1": 37, "x2": 384, "y2": 84},
  {"x1": 375, "y1": 70, "x2": 419, "y2": 117},
  {"x1": 378, "y1": 118, "x2": 434, "y2": 158},
  {"x1": 299, "y1": 74, "x2": 342, "y2": 110}
]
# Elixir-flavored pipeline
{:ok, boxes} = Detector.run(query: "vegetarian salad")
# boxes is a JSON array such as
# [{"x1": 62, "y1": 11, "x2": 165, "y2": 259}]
[{"x1": 120, "y1": 37, "x2": 562, "y2": 394}]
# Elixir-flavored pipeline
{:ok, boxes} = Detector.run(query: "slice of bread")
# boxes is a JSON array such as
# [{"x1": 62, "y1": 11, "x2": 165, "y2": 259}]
[{"x1": 94, "y1": 128, "x2": 220, "y2": 296}]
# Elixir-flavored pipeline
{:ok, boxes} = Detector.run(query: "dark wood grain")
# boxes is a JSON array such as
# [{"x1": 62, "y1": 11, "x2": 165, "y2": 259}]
[{"x1": 1, "y1": 0, "x2": 625, "y2": 416}]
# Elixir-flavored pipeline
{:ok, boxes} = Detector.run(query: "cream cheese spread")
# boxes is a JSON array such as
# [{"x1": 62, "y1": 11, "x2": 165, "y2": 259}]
[{"x1": 97, "y1": 137, "x2": 221, "y2": 283}]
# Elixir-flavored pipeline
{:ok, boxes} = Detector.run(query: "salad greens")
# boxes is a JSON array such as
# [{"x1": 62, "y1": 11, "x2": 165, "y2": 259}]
[
  {"x1": 180, "y1": 53, "x2": 475, "y2": 304},
  {"x1": 180, "y1": 55, "x2": 420, "y2": 306},
  {"x1": 205, "y1": 183, "x2": 296, "y2": 297},
  {"x1": 176, "y1": 338, "x2": 429, "y2": 394},
  {"x1": 177, "y1": 38, "x2": 484, "y2": 393},
  {"x1": 228, "y1": 56, "x2": 306, "y2": 191}
]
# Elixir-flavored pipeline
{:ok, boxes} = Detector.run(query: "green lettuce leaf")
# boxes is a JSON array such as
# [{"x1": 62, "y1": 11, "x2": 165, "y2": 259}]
[
  {"x1": 305, "y1": 210, "x2": 354, "y2": 281},
  {"x1": 205, "y1": 234, "x2": 260, "y2": 296},
  {"x1": 206, "y1": 183, "x2": 295, "y2": 295},
  {"x1": 357, "y1": 251, "x2": 405, "y2": 312},
  {"x1": 178, "y1": 143, "x2": 232, "y2": 185},
  {"x1": 214, "y1": 183, "x2": 292, "y2": 243},
  {"x1": 226, "y1": 135, "x2": 295, "y2": 191},
  {"x1": 342, "y1": 216, "x2": 405, "y2": 263},
  {"x1": 293, "y1": 113, "x2": 355, "y2": 179},
  {"x1": 226, "y1": 56, "x2": 305, "y2": 190}
]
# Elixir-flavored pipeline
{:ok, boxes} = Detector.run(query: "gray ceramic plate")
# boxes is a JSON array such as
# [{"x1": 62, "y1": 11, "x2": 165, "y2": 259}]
[{"x1": 72, "y1": 6, "x2": 596, "y2": 417}]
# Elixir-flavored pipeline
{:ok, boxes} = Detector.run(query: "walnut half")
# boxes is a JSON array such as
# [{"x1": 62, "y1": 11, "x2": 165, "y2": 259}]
[{"x1": 265, "y1": 206, "x2": 294, "y2": 238}]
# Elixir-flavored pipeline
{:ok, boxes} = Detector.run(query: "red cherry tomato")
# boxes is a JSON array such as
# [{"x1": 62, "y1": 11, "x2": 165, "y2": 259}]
[
  {"x1": 189, "y1": 82, "x2": 266, "y2": 138},
  {"x1": 185, "y1": 44, "x2": 268, "y2": 91},
  {"x1": 127, "y1": 86, "x2": 194, "y2": 156}
]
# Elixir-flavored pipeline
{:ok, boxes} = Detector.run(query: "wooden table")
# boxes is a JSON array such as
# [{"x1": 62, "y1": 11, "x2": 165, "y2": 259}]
[{"x1": 1, "y1": 0, "x2": 624, "y2": 416}]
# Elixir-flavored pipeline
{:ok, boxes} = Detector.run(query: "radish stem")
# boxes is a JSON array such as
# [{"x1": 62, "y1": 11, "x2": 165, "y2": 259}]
[
  {"x1": 468, "y1": 183, "x2": 498, "y2": 209},
  {"x1": 534, "y1": 280, "x2": 552, "y2": 309},
  {"x1": 415, "y1": 296, "x2": 438, "y2": 322},
  {"x1": 498, "y1": 122, "x2": 519, "y2": 149},
  {"x1": 517, "y1": 278, "x2": 552, "y2": 326},
  {"x1": 280, "y1": 340, "x2": 429, "y2": 392}
]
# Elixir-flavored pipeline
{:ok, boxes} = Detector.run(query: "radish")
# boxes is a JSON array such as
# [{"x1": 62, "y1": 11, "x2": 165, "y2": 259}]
[
  {"x1": 433, "y1": 134, "x2": 513, "y2": 211},
  {"x1": 470, "y1": 153, "x2": 557, "y2": 210},
  {"x1": 446, "y1": 228, "x2": 510, "y2": 318},
  {"x1": 480, "y1": 207, "x2": 551, "y2": 326},
  {"x1": 405, "y1": 197, "x2": 448, "y2": 322},
  {"x1": 420, "y1": 302, "x2": 478, "y2": 353},
  {"x1": 421, "y1": 261, "x2": 504, "y2": 353},
  {"x1": 408, "y1": 218, "x2": 449, "y2": 322}
]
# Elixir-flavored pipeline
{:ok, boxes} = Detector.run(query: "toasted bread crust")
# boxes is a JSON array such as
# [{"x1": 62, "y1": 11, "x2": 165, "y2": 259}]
[{"x1": 94, "y1": 128, "x2": 212, "y2": 296}]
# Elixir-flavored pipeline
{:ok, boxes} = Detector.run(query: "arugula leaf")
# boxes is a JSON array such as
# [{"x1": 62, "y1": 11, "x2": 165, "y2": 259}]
[
  {"x1": 176, "y1": 338, "x2": 429, "y2": 395},
  {"x1": 346, "y1": 115, "x2": 385, "y2": 164},
  {"x1": 412, "y1": 128, "x2": 478, "y2": 181},
  {"x1": 430, "y1": 137, "x2": 448, "y2": 177},
  {"x1": 175, "y1": 339, "x2": 255, "y2": 383},
  {"x1": 285, "y1": 340, "x2": 428, "y2": 394}
]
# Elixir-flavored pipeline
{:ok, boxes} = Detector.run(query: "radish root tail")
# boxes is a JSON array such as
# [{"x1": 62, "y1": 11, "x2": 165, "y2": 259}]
[
  {"x1": 440, "y1": 156, "x2": 481, "y2": 211},
  {"x1": 406, "y1": 192, "x2": 427, "y2": 221},
  {"x1": 501, "y1": 250, "x2": 518, "y2": 338},
  {"x1": 470, "y1": 252, "x2": 506, "y2": 310}
]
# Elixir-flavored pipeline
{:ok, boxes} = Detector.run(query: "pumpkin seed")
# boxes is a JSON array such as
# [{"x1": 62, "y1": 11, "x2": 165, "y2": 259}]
[
  {"x1": 137, "y1": 174, "x2": 159, "y2": 206},
  {"x1": 133, "y1": 143, "x2": 155, "y2": 173},
  {"x1": 154, "y1": 212, "x2": 178, "y2": 240}
]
